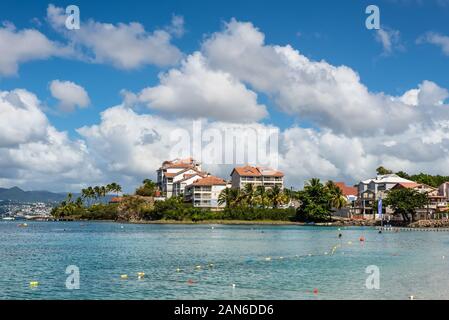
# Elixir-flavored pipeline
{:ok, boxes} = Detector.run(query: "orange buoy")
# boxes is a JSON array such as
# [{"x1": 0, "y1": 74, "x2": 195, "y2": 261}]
[
  {"x1": 359, "y1": 236, "x2": 365, "y2": 242},
  {"x1": 313, "y1": 288, "x2": 319, "y2": 295},
  {"x1": 187, "y1": 279, "x2": 195, "y2": 285}
]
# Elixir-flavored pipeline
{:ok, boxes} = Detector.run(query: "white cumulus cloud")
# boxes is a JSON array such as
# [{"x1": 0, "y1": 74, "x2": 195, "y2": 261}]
[
  {"x1": 49, "y1": 80, "x2": 90, "y2": 112},
  {"x1": 47, "y1": 4, "x2": 183, "y2": 69},
  {"x1": 0, "y1": 22, "x2": 71, "y2": 76},
  {"x1": 135, "y1": 52, "x2": 268, "y2": 122}
]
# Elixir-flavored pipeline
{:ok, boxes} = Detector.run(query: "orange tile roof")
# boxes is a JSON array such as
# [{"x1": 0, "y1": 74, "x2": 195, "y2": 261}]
[
  {"x1": 109, "y1": 197, "x2": 123, "y2": 203},
  {"x1": 335, "y1": 182, "x2": 358, "y2": 196},
  {"x1": 161, "y1": 158, "x2": 199, "y2": 169},
  {"x1": 191, "y1": 176, "x2": 227, "y2": 186},
  {"x1": 393, "y1": 182, "x2": 420, "y2": 189},
  {"x1": 231, "y1": 166, "x2": 284, "y2": 177}
]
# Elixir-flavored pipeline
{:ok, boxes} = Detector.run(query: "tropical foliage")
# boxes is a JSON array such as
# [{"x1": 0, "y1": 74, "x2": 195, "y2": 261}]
[
  {"x1": 135, "y1": 179, "x2": 158, "y2": 197},
  {"x1": 52, "y1": 183, "x2": 123, "y2": 220},
  {"x1": 384, "y1": 188, "x2": 428, "y2": 222},
  {"x1": 296, "y1": 179, "x2": 347, "y2": 222},
  {"x1": 218, "y1": 185, "x2": 289, "y2": 209}
]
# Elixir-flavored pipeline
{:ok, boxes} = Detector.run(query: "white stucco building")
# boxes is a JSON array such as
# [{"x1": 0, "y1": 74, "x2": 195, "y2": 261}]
[
  {"x1": 184, "y1": 176, "x2": 230, "y2": 209},
  {"x1": 156, "y1": 158, "x2": 203, "y2": 198}
]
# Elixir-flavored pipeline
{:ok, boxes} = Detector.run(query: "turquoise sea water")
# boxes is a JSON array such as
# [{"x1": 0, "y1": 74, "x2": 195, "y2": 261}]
[{"x1": 1, "y1": 221, "x2": 449, "y2": 300}]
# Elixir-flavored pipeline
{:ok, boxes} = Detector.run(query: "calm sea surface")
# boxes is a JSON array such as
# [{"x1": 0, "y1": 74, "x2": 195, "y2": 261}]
[{"x1": 1, "y1": 221, "x2": 449, "y2": 300}]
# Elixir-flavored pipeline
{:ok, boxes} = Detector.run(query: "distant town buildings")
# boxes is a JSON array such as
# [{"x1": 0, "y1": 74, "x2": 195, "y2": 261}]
[{"x1": 0, "y1": 201, "x2": 53, "y2": 219}]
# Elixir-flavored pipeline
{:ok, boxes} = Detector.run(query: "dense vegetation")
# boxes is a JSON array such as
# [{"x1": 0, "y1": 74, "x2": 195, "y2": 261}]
[
  {"x1": 295, "y1": 179, "x2": 347, "y2": 222},
  {"x1": 51, "y1": 178, "x2": 350, "y2": 223},
  {"x1": 218, "y1": 184, "x2": 289, "y2": 209},
  {"x1": 51, "y1": 183, "x2": 122, "y2": 220},
  {"x1": 143, "y1": 196, "x2": 296, "y2": 221}
]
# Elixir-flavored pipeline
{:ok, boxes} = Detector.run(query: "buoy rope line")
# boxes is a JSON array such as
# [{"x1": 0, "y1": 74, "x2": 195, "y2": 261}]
[{"x1": 377, "y1": 226, "x2": 449, "y2": 232}]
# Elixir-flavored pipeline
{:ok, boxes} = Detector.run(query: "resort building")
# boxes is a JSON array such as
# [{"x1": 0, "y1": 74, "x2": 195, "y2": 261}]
[
  {"x1": 354, "y1": 174, "x2": 416, "y2": 218},
  {"x1": 156, "y1": 158, "x2": 203, "y2": 198},
  {"x1": 172, "y1": 171, "x2": 207, "y2": 196},
  {"x1": 184, "y1": 176, "x2": 230, "y2": 210},
  {"x1": 230, "y1": 166, "x2": 284, "y2": 190}
]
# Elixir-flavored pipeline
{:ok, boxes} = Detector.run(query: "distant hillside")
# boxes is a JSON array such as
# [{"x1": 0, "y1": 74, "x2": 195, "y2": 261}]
[
  {"x1": 0, "y1": 187, "x2": 114, "y2": 203},
  {"x1": 0, "y1": 187, "x2": 71, "y2": 203}
]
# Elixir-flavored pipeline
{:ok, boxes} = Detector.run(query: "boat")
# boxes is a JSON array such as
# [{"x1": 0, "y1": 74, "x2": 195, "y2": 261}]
[{"x1": 2, "y1": 217, "x2": 15, "y2": 221}]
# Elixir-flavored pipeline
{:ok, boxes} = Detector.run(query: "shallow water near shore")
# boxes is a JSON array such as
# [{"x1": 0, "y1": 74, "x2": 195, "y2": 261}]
[{"x1": 1, "y1": 221, "x2": 449, "y2": 300}]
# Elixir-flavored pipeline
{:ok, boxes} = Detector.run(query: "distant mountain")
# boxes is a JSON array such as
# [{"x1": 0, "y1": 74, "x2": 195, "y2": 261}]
[
  {"x1": 0, "y1": 187, "x2": 71, "y2": 203},
  {"x1": 0, "y1": 187, "x2": 114, "y2": 203}
]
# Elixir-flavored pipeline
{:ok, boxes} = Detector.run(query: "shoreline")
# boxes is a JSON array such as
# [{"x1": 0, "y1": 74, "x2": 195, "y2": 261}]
[
  {"x1": 12, "y1": 218, "x2": 449, "y2": 229},
  {"x1": 32, "y1": 218, "x2": 373, "y2": 227}
]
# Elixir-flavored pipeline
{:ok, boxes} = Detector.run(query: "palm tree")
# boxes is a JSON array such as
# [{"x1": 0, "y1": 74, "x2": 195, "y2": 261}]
[
  {"x1": 218, "y1": 188, "x2": 232, "y2": 208},
  {"x1": 243, "y1": 183, "x2": 256, "y2": 207},
  {"x1": 75, "y1": 197, "x2": 83, "y2": 208},
  {"x1": 93, "y1": 186, "x2": 102, "y2": 202},
  {"x1": 108, "y1": 182, "x2": 122, "y2": 197},
  {"x1": 325, "y1": 181, "x2": 347, "y2": 209},
  {"x1": 267, "y1": 185, "x2": 287, "y2": 208},
  {"x1": 101, "y1": 186, "x2": 107, "y2": 198},
  {"x1": 218, "y1": 188, "x2": 242, "y2": 208},
  {"x1": 255, "y1": 186, "x2": 268, "y2": 208}
]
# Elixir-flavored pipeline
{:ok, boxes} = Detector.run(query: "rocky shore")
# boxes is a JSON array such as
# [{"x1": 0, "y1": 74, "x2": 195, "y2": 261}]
[{"x1": 408, "y1": 219, "x2": 449, "y2": 228}]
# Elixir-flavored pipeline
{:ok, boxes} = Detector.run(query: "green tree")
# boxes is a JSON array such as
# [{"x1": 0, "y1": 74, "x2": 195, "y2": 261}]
[
  {"x1": 384, "y1": 188, "x2": 428, "y2": 223},
  {"x1": 108, "y1": 182, "x2": 122, "y2": 197},
  {"x1": 325, "y1": 181, "x2": 347, "y2": 209},
  {"x1": 135, "y1": 179, "x2": 158, "y2": 196},
  {"x1": 376, "y1": 166, "x2": 393, "y2": 175},
  {"x1": 267, "y1": 185, "x2": 287, "y2": 208},
  {"x1": 242, "y1": 183, "x2": 256, "y2": 207},
  {"x1": 296, "y1": 178, "x2": 333, "y2": 222},
  {"x1": 255, "y1": 186, "x2": 269, "y2": 208}
]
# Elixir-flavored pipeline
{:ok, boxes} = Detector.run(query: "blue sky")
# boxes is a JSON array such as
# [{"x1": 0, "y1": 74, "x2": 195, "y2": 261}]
[
  {"x1": 1, "y1": 0, "x2": 449, "y2": 191},
  {"x1": 1, "y1": 0, "x2": 448, "y2": 135}
]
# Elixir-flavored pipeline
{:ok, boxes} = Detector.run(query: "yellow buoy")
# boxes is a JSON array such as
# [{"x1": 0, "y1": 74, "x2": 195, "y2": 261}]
[
  {"x1": 120, "y1": 274, "x2": 128, "y2": 279},
  {"x1": 176, "y1": 268, "x2": 182, "y2": 272},
  {"x1": 29, "y1": 281, "x2": 39, "y2": 287},
  {"x1": 208, "y1": 263, "x2": 214, "y2": 267},
  {"x1": 265, "y1": 257, "x2": 271, "y2": 261},
  {"x1": 137, "y1": 272, "x2": 145, "y2": 279},
  {"x1": 195, "y1": 265, "x2": 201, "y2": 269}
]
